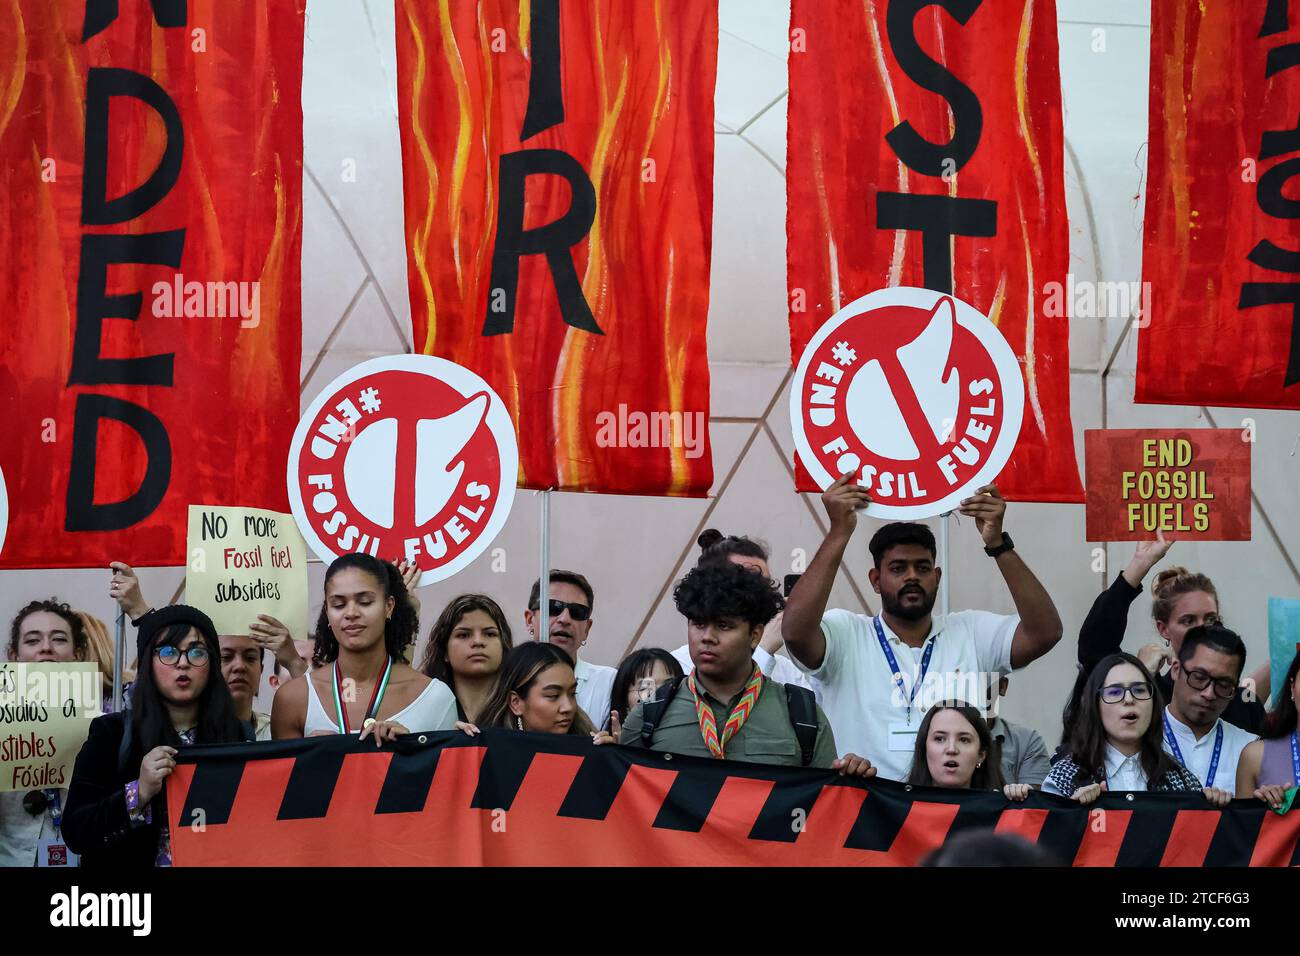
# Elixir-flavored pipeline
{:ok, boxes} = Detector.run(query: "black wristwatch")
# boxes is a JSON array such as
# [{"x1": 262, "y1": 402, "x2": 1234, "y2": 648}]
[{"x1": 984, "y1": 532, "x2": 1015, "y2": 557}]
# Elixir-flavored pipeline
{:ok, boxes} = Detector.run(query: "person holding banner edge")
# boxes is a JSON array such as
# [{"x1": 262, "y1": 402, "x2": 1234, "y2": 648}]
[
  {"x1": 1236, "y1": 651, "x2": 1300, "y2": 810},
  {"x1": 0, "y1": 600, "x2": 94, "y2": 867},
  {"x1": 109, "y1": 561, "x2": 302, "y2": 739},
  {"x1": 61, "y1": 606, "x2": 247, "y2": 867},
  {"x1": 271, "y1": 553, "x2": 458, "y2": 741},
  {"x1": 782, "y1": 474, "x2": 1064, "y2": 781}
]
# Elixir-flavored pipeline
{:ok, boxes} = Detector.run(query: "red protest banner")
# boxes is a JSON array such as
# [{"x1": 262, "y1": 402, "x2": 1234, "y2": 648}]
[
  {"x1": 0, "y1": 1, "x2": 304, "y2": 568},
  {"x1": 1084, "y1": 429, "x2": 1251, "y2": 542},
  {"x1": 786, "y1": 0, "x2": 1082, "y2": 502},
  {"x1": 395, "y1": 0, "x2": 717, "y2": 496},
  {"x1": 167, "y1": 731, "x2": 1300, "y2": 867},
  {"x1": 1138, "y1": 0, "x2": 1300, "y2": 409}
]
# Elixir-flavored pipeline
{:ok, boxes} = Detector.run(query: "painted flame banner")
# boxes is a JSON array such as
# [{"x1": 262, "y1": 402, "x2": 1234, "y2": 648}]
[
  {"x1": 167, "y1": 731, "x2": 1300, "y2": 866},
  {"x1": 0, "y1": 1, "x2": 304, "y2": 568},
  {"x1": 395, "y1": 0, "x2": 716, "y2": 496},
  {"x1": 786, "y1": 0, "x2": 1082, "y2": 502},
  {"x1": 1138, "y1": 0, "x2": 1300, "y2": 409}
]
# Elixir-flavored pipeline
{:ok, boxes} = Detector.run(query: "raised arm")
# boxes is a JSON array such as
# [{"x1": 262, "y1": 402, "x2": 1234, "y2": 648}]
[
  {"x1": 957, "y1": 485, "x2": 1062, "y2": 669},
  {"x1": 783, "y1": 474, "x2": 870, "y2": 671},
  {"x1": 1078, "y1": 536, "x2": 1172, "y2": 675}
]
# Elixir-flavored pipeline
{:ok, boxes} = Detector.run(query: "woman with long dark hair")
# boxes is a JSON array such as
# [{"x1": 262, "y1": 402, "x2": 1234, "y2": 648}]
[
  {"x1": 271, "y1": 553, "x2": 457, "y2": 740},
  {"x1": 1236, "y1": 652, "x2": 1300, "y2": 809},
  {"x1": 468, "y1": 643, "x2": 594, "y2": 735},
  {"x1": 417, "y1": 594, "x2": 513, "y2": 723},
  {"x1": 61, "y1": 606, "x2": 245, "y2": 867},
  {"x1": 1044, "y1": 653, "x2": 1219, "y2": 803},
  {"x1": 906, "y1": 701, "x2": 1028, "y2": 800}
]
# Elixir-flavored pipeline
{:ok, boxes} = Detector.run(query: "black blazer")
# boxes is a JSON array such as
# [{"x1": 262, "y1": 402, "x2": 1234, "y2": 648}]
[{"x1": 62, "y1": 712, "x2": 163, "y2": 869}]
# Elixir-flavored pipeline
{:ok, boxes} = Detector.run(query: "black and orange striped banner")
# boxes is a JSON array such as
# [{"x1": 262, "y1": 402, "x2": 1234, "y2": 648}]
[
  {"x1": 167, "y1": 731, "x2": 1300, "y2": 866},
  {"x1": 395, "y1": 1, "x2": 716, "y2": 496},
  {"x1": 786, "y1": 0, "x2": 1082, "y2": 502},
  {"x1": 0, "y1": 1, "x2": 304, "y2": 568},
  {"x1": 1137, "y1": 0, "x2": 1300, "y2": 409}
]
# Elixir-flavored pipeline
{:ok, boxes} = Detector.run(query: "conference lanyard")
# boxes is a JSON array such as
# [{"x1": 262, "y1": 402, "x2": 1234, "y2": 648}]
[
  {"x1": 873, "y1": 617, "x2": 936, "y2": 720},
  {"x1": 332, "y1": 656, "x2": 393, "y2": 734},
  {"x1": 1162, "y1": 713, "x2": 1223, "y2": 788},
  {"x1": 1291, "y1": 731, "x2": 1300, "y2": 785}
]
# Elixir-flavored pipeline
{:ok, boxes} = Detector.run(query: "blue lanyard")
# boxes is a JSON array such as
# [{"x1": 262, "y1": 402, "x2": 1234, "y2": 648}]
[
  {"x1": 873, "y1": 617, "x2": 936, "y2": 719},
  {"x1": 1163, "y1": 713, "x2": 1223, "y2": 788},
  {"x1": 1291, "y1": 731, "x2": 1300, "y2": 785}
]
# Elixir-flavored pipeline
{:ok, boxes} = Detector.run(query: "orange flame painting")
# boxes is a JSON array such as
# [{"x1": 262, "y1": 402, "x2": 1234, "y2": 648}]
[
  {"x1": 0, "y1": 1, "x2": 305, "y2": 568},
  {"x1": 1138, "y1": 0, "x2": 1300, "y2": 409},
  {"x1": 786, "y1": 0, "x2": 1082, "y2": 502},
  {"x1": 396, "y1": 0, "x2": 717, "y2": 496}
]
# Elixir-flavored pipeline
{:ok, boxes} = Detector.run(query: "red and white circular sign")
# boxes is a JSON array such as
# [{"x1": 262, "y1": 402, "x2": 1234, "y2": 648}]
[
  {"x1": 790, "y1": 287, "x2": 1024, "y2": 519},
  {"x1": 287, "y1": 355, "x2": 518, "y2": 586}
]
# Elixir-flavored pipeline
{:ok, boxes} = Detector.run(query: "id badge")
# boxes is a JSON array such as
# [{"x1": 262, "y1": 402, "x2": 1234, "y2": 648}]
[
  {"x1": 37, "y1": 839, "x2": 79, "y2": 867},
  {"x1": 888, "y1": 718, "x2": 920, "y2": 752}
]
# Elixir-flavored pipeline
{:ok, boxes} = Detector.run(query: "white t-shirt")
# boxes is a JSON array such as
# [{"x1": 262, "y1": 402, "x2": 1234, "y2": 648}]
[
  {"x1": 790, "y1": 608, "x2": 1018, "y2": 781},
  {"x1": 304, "y1": 672, "x2": 458, "y2": 735},
  {"x1": 1161, "y1": 708, "x2": 1257, "y2": 795},
  {"x1": 575, "y1": 658, "x2": 617, "y2": 730},
  {"x1": 669, "y1": 644, "x2": 818, "y2": 699}
]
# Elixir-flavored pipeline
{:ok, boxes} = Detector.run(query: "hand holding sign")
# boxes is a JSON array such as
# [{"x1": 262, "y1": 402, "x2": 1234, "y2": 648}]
[
  {"x1": 109, "y1": 562, "x2": 151, "y2": 621},
  {"x1": 821, "y1": 473, "x2": 872, "y2": 534},
  {"x1": 957, "y1": 484, "x2": 1006, "y2": 548},
  {"x1": 247, "y1": 614, "x2": 305, "y2": 679}
]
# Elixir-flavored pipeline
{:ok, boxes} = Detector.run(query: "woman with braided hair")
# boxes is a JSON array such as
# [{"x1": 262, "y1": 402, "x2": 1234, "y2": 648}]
[{"x1": 271, "y1": 553, "x2": 457, "y2": 741}]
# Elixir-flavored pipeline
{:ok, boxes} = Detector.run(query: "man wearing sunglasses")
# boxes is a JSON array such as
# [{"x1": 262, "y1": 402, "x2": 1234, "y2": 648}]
[
  {"x1": 1163, "y1": 624, "x2": 1257, "y2": 797},
  {"x1": 524, "y1": 570, "x2": 616, "y2": 729}
]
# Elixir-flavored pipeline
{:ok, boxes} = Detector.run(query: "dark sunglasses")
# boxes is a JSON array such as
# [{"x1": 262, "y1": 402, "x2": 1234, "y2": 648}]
[{"x1": 530, "y1": 598, "x2": 591, "y2": 622}]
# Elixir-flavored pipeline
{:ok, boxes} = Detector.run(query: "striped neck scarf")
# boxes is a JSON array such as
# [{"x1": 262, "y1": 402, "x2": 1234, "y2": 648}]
[{"x1": 688, "y1": 666, "x2": 764, "y2": 759}]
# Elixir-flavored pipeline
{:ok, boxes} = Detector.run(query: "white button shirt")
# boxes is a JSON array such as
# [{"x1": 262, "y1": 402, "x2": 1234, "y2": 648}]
[
  {"x1": 1042, "y1": 744, "x2": 1150, "y2": 795},
  {"x1": 575, "y1": 658, "x2": 617, "y2": 730},
  {"x1": 790, "y1": 608, "x2": 1019, "y2": 781},
  {"x1": 1161, "y1": 707, "x2": 1257, "y2": 794}
]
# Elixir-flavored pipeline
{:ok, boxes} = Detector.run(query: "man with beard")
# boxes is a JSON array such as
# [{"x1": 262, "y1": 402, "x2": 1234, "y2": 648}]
[
  {"x1": 782, "y1": 475, "x2": 1063, "y2": 781},
  {"x1": 524, "y1": 571, "x2": 617, "y2": 729},
  {"x1": 1161, "y1": 624, "x2": 1256, "y2": 797}
]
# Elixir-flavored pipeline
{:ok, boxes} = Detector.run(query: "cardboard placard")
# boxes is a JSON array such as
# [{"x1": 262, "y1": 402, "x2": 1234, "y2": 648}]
[
  {"x1": 0, "y1": 663, "x2": 100, "y2": 792},
  {"x1": 1084, "y1": 429, "x2": 1251, "y2": 541},
  {"x1": 185, "y1": 505, "x2": 308, "y2": 639}
]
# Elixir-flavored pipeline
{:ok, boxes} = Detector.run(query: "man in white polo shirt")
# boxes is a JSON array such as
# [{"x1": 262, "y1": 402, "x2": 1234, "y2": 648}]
[
  {"x1": 525, "y1": 570, "x2": 617, "y2": 730},
  {"x1": 1162, "y1": 623, "x2": 1257, "y2": 797},
  {"x1": 782, "y1": 474, "x2": 1064, "y2": 781}
]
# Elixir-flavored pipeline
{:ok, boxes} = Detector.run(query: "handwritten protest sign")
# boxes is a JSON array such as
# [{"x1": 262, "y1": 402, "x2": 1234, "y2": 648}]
[
  {"x1": 1084, "y1": 429, "x2": 1251, "y2": 542},
  {"x1": 185, "y1": 505, "x2": 308, "y2": 639},
  {"x1": 0, "y1": 663, "x2": 100, "y2": 792}
]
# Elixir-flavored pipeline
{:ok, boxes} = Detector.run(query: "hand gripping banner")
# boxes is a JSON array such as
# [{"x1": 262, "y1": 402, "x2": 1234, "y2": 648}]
[
  {"x1": 786, "y1": 0, "x2": 1082, "y2": 502},
  {"x1": 395, "y1": 0, "x2": 717, "y2": 496},
  {"x1": 167, "y1": 731, "x2": 1300, "y2": 866},
  {"x1": 0, "y1": 0, "x2": 305, "y2": 568}
]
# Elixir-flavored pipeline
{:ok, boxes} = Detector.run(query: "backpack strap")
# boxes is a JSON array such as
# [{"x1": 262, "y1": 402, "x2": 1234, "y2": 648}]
[
  {"x1": 783, "y1": 683, "x2": 819, "y2": 767},
  {"x1": 639, "y1": 676, "x2": 683, "y2": 748}
]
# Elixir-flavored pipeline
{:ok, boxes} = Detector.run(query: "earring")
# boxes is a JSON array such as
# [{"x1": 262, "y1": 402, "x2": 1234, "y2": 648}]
[{"x1": 516, "y1": 715, "x2": 523, "y2": 731}]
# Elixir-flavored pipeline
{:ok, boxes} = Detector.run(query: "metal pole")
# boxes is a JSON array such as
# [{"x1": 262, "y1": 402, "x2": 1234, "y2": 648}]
[
  {"x1": 938, "y1": 512, "x2": 950, "y2": 619},
  {"x1": 112, "y1": 605, "x2": 125, "y2": 712},
  {"x1": 539, "y1": 490, "x2": 551, "y2": 643}
]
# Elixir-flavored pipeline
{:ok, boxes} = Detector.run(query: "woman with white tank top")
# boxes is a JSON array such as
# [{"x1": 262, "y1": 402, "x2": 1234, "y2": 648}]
[{"x1": 271, "y1": 554, "x2": 457, "y2": 741}]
